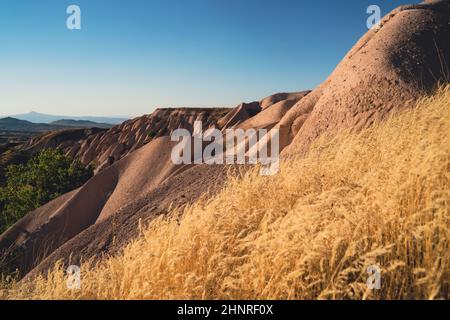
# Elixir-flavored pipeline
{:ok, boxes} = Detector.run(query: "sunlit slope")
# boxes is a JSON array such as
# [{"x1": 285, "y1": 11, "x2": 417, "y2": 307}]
[{"x1": 3, "y1": 86, "x2": 449, "y2": 300}]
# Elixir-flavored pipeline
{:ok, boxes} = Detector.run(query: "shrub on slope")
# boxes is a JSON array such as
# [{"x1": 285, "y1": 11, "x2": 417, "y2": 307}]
[
  {"x1": 3, "y1": 86, "x2": 449, "y2": 300},
  {"x1": 0, "y1": 149, "x2": 93, "y2": 234}
]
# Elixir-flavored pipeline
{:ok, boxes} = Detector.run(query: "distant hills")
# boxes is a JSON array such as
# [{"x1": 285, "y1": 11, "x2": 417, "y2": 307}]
[
  {"x1": 0, "y1": 117, "x2": 68, "y2": 133},
  {"x1": 0, "y1": 113, "x2": 121, "y2": 154},
  {"x1": 50, "y1": 119, "x2": 113, "y2": 129},
  {"x1": 8, "y1": 111, "x2": 129, "y2": 125},
  {"x1": 0, "y1": 117, "x2": 114, "y2": 133}
]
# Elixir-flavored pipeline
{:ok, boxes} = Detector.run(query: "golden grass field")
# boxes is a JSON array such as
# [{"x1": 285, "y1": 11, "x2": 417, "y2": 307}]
[{"x1": 1, "y1": 86, "x2": 449, "y2": 300}]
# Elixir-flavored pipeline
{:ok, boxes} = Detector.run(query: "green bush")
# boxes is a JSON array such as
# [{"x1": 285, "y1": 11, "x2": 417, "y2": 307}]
[{"x1": 0, "y1": 149, "x2": 93, "y2": 234}]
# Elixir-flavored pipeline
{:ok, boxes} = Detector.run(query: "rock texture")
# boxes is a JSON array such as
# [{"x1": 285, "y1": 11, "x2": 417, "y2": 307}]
[
  {"x1": 280, "y1": 0, "x2": 450, "y2": 155},
  {"x1": 61, "y1": 108, "x2": 230, "y2": 173}
]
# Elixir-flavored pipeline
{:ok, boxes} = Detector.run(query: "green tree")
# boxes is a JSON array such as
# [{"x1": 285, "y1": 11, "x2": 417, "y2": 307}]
[{"x1": 0, "y1": 149, "x2": 93, "y2": 233}]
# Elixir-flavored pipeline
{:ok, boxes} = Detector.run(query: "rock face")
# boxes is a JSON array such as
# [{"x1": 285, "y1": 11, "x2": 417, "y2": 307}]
[
  {"x1": 216, "y1": 102, "x2": 262, "y2": 129},
  {"x1": 259, "y1": 92, "x2": 311, "y2": 110},
  {"x1": 0, "y1": 1, "x2": 449, "y2": 280},
  {"x1": 1, "y1": 108, "x2": 230, "y2": 177},
  {"x1": 0, "y1": 108, "x2": 229, "y2": 184},
  {"x1": 280, "y1": 0, "x2": 450, "y2": 155},
  {"x1": 60, "y1": 108, "x2": 231, "y2": 173}
]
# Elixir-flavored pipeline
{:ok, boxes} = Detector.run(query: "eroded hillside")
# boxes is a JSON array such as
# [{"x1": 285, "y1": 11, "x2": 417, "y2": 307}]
[{"x1": 0, "y1": 1, "x2": 448, "y2": 291}]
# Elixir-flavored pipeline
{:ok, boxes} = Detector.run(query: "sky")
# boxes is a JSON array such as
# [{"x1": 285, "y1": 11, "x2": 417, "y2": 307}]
[{"x1": 0, "y1": 0, "x2": 418, "y2": 117}]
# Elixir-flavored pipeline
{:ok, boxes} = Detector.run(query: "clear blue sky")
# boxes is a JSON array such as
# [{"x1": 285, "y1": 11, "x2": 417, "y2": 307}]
[{"x1": 0, "y1": 0, "x2": 417, "y2": 117}]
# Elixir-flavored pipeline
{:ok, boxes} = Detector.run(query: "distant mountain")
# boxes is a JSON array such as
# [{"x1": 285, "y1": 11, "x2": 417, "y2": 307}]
[
  {"x1": 9, "y1": 111, "x2": 129, "y2": 125},
  {"x1": 0, "y1": 117, "x2": 115, "y2": 133},
  {"x1": 0, "y1": 117, "x2": 67, "y2": 133},
  {"x1": 50, "y1": 119, "x2": 113, "y2": 129}
]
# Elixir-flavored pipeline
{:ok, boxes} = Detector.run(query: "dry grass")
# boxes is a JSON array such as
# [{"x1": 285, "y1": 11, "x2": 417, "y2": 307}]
[{"x1": 2, "y1": 86, "x2": 449, "y2": 300}]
